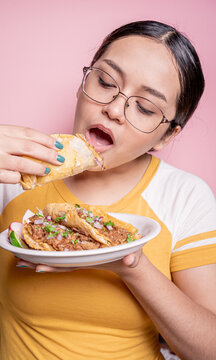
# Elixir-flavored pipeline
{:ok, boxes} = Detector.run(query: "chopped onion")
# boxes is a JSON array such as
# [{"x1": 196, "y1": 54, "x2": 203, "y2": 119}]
[
  {"x1": 94, "y1": 157, "x2": 102, "y2": 167},
  {"x1": 94, "y1": 221, "x2": 103, "y2": 229},
  {"x1": 34, "y1": 219, "x2": 44, "y2": 225},
  {"x1": 98, "y1": 216, "x2": 103, "y2": 221},
  {"x1": 82, "y1": 209, "x2": 88, "y2": 215},
  {"x1": 58, "y1": 211, "x2": 65, "y2": 216},
  {"x1": 36, "y1": 208, "x2": 44, "y2": 216},
  {"x1": 46, "y1": 216, "x2": 51, "y2": 221},
  {"x1": 88, "y1": 212, "x2": 94, "y2": 218},
  {"x1": 57, "y1": 233, "x2": 62, "y2": 241},
  {"x1": 106, "y1": 225, "x2": 113, "y2": 231},
  {"x1": 22, "y1": 209, "x2": 35, "y2": 224},
  {"x1": 57, "y1": 224, "x2": 67, "y2": 230}
]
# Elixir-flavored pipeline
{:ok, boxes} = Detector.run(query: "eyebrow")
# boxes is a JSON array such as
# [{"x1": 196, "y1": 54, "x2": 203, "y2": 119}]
[
  {"x1": 102, "y1": 58, "x2": 167, "y2": 103},
  {"x1": 102, "y1": 59, "x2": 124, "y2": 77}
]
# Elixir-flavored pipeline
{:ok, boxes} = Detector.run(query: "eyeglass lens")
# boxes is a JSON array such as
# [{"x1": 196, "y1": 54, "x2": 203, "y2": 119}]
[{"x1": 83, "y1": 68, "x2": 163, "y2": 133}]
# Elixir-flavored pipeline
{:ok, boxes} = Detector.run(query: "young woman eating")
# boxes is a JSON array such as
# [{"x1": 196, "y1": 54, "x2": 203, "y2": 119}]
[{"x1": 0, "y1": 20, "x2": 215, "y2": 360}]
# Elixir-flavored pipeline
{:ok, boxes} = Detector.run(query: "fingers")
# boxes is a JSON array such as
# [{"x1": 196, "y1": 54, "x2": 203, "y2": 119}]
[
  {"x1": 16, "y1": 260, "x2": 36, "y2": 269},
  {"x1": 0, "y1": 170, "x2": 21, "y2": 184},
  {"x1": 0, "y1": 125, "x2": 57, "y2": 150},
  {"x1": 16, "y1": 259, "x2": 77, "y2": 273},
  {"x1": 0, "y1": 154, "x2": 49, "y2": 177},
  {"x1": 123, "y1": 250, "x2": 142, "y2": 268},
  {"x1": 0, "y1": 148, "x2": 65, "y2": 177},
  {"x1": 1, "y1": 136, "x2": 62, "y2": 163},
  {"x1": 35, "y1": 265, "x2": 78, "y2": 273},
  {"x1": 0, "y1": 125, "x2": 65, "y2": 183}
]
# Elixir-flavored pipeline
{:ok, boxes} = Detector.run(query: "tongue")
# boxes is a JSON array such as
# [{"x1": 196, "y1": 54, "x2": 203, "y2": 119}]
[{"x1": 89, "y1": 128, "x2": 112, "y2": 146}]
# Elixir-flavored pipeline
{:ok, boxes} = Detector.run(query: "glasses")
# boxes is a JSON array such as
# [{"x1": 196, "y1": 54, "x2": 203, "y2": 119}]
[{"x1": 82, "y1": 66, "x2": 174, "y2": 134}]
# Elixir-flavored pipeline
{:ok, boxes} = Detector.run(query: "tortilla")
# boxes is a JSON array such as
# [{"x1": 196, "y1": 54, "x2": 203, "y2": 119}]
[
  {"x1": 22, "y1": 224, "x2": 54, "y2": 251},
  {"x1": 20, "y1": 134, "x2": 105, "y2": 190},
  {"x1": 43, "y1": 203, "x2": 140, "y2": 246}
]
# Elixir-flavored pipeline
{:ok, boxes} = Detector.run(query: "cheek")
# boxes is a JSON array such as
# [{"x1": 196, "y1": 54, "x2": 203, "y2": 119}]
[{"x1": 122, "y1": 129, "x2": 165, "y2": 157}]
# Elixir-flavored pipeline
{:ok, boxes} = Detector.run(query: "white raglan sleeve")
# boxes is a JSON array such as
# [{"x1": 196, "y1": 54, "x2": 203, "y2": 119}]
[{"x1": 170, "y1": 176, "x2": 216, "y2": 272}]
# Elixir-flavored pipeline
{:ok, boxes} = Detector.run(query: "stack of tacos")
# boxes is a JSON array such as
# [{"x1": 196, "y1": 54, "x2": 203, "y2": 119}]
[{"x1": 20, "y1": 203, "x2": 140, "y2": 251}]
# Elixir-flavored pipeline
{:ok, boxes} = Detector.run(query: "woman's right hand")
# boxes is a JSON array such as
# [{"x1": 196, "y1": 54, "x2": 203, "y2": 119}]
[{"x1": 0, "y1": 125, "x2": 65, "y2": 184}]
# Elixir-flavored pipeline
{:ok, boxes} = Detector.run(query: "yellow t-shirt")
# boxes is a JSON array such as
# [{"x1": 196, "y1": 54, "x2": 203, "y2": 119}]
[{"x1": 0, "y1": 156, "x2": 215, "y2": 360}]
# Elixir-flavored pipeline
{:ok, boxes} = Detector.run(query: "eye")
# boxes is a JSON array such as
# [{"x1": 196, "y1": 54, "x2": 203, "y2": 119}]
[
  {"x1": 136, "y1": 101, "x2": 155, "y2": 116},
  {"x1": 98, "y1": 76, "x2": 117, "y2": 89}
]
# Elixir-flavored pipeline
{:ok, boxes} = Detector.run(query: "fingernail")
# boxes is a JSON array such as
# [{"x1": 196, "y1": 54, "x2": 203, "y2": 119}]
[
  {"x1": 45, "y1": 167, "x2": 51, "y2": 174},
  {"x1": 55, "y1": 140, "x2": 64, "y2": 150},
  {"x1": 16, "y1": 265, "x2": 27, "y2": 268},
  {"x1": 57, "y1": 154, "x2": 65, "y2": 163},
  {"x1": 36, "y1": 270, "x2": 44, "y2": 273}
]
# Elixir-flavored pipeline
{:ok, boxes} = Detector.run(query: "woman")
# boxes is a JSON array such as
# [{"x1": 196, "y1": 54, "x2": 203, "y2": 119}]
[{"x1": 0, "y1": 21, "x2": 215, "y2": 360}]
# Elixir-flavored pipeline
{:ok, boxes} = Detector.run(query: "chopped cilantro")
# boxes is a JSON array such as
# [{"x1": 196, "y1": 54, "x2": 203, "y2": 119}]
[
  {"x1": 71, "y1": 239, "x2": 78, "y2": 245},
  {"x1": 63, "y1": 230, "x2": 73, "y2": 238},
  {"x1": 47, "y1": 232, "x2": 59, "y2": 238},
  {"x1": 127, "y1": 234, "x2": 134, "y2": 242},
  {"x1": 75, "y1": 204, "x2": 80, "y2": 208},
  {"x1": 86, "y1": 217, "x2": 94, "y2": 223},
  {"x1": 35, "y1": 212, "x2": 44, "y2": 217},
  {"x1": 45, "y1": 224, "x2": 56, "y2": 233},
  {"x1": 55, "y1": 214, "x2": 66, "y2": 222},
  {"x1": 88, "y1": 211, "x2": 92, "y2": 214},
  {"x1": 104, "y1": 221, "x2": 114, "y2": 227}
]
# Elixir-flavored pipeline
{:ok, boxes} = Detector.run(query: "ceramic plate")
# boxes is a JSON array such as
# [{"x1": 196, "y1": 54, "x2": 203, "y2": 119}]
[{"x1": 0, "y1": 213, "x2": 160, "y2": 267}]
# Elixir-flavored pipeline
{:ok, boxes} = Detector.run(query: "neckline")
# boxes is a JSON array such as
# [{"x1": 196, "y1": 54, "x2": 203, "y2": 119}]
[{"x1": 53, "y1": 155, "x2": 161, "y2": 212}]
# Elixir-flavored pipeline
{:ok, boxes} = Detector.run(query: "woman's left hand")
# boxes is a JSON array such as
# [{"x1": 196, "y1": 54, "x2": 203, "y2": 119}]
[{"x1": 16, "y1": 249, "x2": 143, "y2": 276}]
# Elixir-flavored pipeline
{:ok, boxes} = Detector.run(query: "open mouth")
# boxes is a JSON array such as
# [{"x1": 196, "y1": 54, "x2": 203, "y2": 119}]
[{"x1": 86, "y1": 126, "x2": 114, "y2": 152}]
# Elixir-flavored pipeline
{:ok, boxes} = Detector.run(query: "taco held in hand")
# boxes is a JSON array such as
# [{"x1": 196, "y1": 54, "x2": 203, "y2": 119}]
[
  {"x1": 20, "y1": 134, "x2": 105, "y2": 190},
  {"x1": 20, "y1": 203, "x2": 140, "y2": 251}
]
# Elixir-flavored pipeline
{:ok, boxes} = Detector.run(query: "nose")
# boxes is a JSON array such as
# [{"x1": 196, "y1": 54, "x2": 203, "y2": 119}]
[{"x1": 102, "y1": 92, "x2": 127, "y2": 124}]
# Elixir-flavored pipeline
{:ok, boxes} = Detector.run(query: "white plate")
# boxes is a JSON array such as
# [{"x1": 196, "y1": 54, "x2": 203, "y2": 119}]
[{"x1": 0, "y1": 213, "x2": 160, "y2": 267}]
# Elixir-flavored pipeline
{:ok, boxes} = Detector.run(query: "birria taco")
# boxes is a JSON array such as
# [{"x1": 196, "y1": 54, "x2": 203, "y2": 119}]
[
  {"x1": 20, "y1": 134, "x2": 105, "y2": 190},
  {"x1": 19, "y1": 203, "x2": 140, "y2": 251}
]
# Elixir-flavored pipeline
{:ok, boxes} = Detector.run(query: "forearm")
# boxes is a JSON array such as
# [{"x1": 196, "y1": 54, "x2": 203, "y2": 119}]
[{"x1": 120, "y1": 255, "x2": 216, "y2": 360}]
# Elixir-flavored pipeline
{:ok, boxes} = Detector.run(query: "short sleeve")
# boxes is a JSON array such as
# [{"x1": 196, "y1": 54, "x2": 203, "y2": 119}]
[
  {"x1": 171, "y1": 177, "x2": 216, "y2": 272},
  {"x1": 0, "y1": 183, "x2": 24, "y2": 214}
]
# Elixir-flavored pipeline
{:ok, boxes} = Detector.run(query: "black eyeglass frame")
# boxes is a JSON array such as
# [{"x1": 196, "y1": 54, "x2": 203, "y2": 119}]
[{"x1": 82, "y1": 66, "x2": 176, "y2": 134}]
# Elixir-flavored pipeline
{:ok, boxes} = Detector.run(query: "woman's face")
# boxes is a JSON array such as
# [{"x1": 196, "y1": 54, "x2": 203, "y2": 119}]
[{"x1": 73, "y1": 35, "x2": 180, "y2": 170}]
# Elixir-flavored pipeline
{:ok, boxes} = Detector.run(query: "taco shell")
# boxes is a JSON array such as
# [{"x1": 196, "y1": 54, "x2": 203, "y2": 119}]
[
  {"x1": 22, "y1": 223, "x2": 55, "y2": 251},
  {"x1": 43, "y1": 203, "x2": 140, "y2": 247},
  {"x1": 20, "y1": 134, "x2": 105, "y2": 190}
]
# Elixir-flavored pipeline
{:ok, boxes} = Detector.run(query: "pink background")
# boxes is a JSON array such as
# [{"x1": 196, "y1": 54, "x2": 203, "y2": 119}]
[{"x1": 0, "y1": 0, "x2": 215, "y2": 194}]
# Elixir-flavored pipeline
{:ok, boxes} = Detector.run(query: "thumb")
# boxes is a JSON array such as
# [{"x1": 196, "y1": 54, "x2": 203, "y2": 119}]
[{"x1": 123, "y1": 253, "x2": 138, "y2": 268}]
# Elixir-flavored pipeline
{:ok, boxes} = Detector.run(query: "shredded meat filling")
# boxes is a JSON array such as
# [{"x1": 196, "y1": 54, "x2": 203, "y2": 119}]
[
  {"x1": 26, "y1": 215, "x2": 101, "y2": 251},
  {"x1": 77, "y1": 209, "x2": 134, "y2": 245}
]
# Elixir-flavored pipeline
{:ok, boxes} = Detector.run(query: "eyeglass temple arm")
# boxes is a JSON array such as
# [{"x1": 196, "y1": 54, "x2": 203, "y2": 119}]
[{"x1": 161, "y1": 116, "x2": 178, "y2": 126}]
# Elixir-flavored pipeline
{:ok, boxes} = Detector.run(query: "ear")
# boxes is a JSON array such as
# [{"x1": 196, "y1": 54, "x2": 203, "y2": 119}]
[{"x1": 153, "y1": 125, "x2": 181, "y2": 151}]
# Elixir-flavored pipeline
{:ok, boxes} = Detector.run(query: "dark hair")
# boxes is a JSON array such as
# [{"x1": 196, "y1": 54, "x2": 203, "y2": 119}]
[{"x1": 91, "y1": 20, "x2": 205, "y2": 132}]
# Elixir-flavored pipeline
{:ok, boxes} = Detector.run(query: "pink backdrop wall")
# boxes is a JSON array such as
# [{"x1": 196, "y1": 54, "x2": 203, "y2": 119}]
[{"x1": 0, "y1": 0, "x2": 215, "y2": 194}]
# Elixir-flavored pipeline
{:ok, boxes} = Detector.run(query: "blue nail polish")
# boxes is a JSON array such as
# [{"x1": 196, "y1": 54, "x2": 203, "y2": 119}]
[
  {"x1": 36, "y1": 270, "x2": 44, "y2": 273},
  {"x1": 55, "y1": 140, "x2": 64, "y2": 150},
  {"x1": 45, "y1": 167, "x2": 51, "y2": 174},
  {"x1": 16, "y1": 265, "x2": 27, "y2": 268},
  {"x1": 57, "y1": 154, "x2": 65, "y2": 163}
]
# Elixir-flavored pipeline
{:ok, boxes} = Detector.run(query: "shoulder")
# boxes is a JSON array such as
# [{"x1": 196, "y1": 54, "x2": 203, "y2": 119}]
[
  {"x1": 143, "y1": 158, "x2": 215, "y2": 209},
  {"x1": 142, "y1": 159, "x2": 216, "y2": 243}
]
